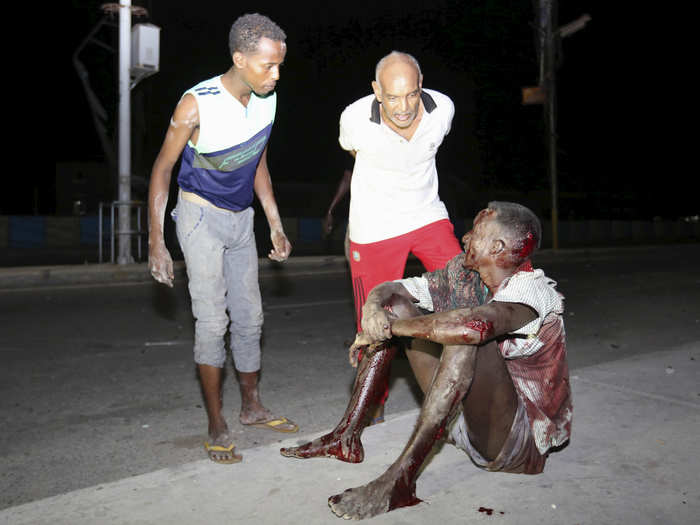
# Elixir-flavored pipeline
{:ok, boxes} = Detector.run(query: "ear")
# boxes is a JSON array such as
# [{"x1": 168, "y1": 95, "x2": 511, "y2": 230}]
[
  {"x1": 490, "y1": 238, "x2": 505, "y2": 255},
  {"x1": 371, "y1": 80, "x2": 382, "y2": 102},
  {"x1": 232, "y1": 51, "x2": 247, "y2": 69},
  {"x1": 418, "y1": 74, "x2": 423, "y2": 89}
]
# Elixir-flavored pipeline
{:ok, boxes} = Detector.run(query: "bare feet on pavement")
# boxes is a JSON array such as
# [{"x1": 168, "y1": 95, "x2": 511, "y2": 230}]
[
  {"x1": 205, "y1": 424, "x2": 242, "y2": 464},
  {"x1": 328, "y1": 467, "x2": 421, "y2": 519},
  {"x1": 240, "y1": 403, "x2": 298, "y2": 432},
  {"x1": 280, "y1": 430, "x2": 364, "y2": 463}
]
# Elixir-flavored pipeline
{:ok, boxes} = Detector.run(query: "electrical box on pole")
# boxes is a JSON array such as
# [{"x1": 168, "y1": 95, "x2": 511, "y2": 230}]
[
  {"x1": 522, "y1": 86, "x2": 546, "y2": 105},
  {"x1": 130, "y1": 23, "x2": 160, "y2": 89}
]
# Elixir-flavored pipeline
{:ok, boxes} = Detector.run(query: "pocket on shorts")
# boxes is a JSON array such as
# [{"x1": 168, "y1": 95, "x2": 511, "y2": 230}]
[{"x1": 175, "y1": 201, "x2": 205, "y2": 243}]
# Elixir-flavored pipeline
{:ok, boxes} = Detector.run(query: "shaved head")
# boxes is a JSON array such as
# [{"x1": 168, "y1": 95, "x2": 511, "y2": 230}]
[
  {"x1": 375, "y1": 51, "x2": 422, "y2": 85},
  {"x1": 371, "y1": 51, "x2": 424, "y2": 131}
]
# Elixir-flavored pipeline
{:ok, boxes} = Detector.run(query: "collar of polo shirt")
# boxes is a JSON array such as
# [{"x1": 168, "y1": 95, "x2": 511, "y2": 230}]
[{"x1": 369, "y1": 91, "x2": 438, "y2": 124}]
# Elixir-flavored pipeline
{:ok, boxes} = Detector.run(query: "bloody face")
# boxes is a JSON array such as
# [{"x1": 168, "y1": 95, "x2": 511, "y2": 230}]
[
  {"x1": 238, "y1": 37, "x2": 286, "y2": 95},
  {"x1": 461, "y1": 209, "x2": 498, "y2": 271}
]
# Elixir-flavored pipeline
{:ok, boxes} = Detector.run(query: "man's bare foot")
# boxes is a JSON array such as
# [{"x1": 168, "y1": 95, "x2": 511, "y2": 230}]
[
  {"x1": 327, "y1": 468, "x2": 422, "y2": 519},
  {"x1": 280, "y1": 430, "x2": 364, "y2": 463},
  {"x1": 204, "y1": 430, "x2": 242, "y2": 464},
  {"x1": 239, "y1": 399, "x2": 274, "y2": 425},
  {"x1": 240, "y1": 404, "x2": 298, "y2": 432}
]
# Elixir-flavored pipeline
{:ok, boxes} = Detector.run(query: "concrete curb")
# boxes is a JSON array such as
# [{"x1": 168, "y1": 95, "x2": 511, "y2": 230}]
[
  {"x1": 1, "y1": 243, "x2": 699, "y2": 290},
  {"x1": 0, "y1": 255, "x2": 353, "y2": 290},
  {"x1": 2, "y1": 345, "x2": 697, "y2": 524}
]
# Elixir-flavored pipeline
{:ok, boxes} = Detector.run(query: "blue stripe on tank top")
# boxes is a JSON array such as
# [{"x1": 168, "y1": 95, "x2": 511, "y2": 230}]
[{"x1": 177, "y1": 123, "x2": 272, "y2": 211}]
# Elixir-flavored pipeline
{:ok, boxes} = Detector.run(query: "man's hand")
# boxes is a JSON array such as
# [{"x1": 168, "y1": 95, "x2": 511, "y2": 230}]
[
  {"x1": 360, "y1": 300, "x2": 395, "y2": 341},
  {"x1": 322, "y1": 211, "x2": 334, "y2": 238},
  {"x1": 348, "y1": 332, "x2": 390, "y2": 368},
  {"x1": 268, "y1": 229, "x2": 292, "y2": 261},
  {"x1": 149, "y1": 240, "x2": 174, "y2": 287},
  {"x1": 348, "y1": 332, "x2": 372, "y2": 367}
]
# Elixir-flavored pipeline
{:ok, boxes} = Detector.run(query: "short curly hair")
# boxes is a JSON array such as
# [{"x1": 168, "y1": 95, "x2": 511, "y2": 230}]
[
  {"x1": 488, "y1": 201, "x2": 542, "y2": 261},
  {"x1": 229, "y1": 13, "x2": 286, "y2": 55}
]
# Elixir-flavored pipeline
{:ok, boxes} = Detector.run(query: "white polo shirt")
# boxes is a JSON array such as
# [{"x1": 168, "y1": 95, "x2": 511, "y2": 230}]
[{"x1": 339, "y1": 89, "x2": 454, "y2": 244}]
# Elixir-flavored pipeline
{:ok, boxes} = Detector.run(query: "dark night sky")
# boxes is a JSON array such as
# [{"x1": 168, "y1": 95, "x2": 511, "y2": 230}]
[{"x1": 51, "y1": 1, "x2": 683, "y2": 221}]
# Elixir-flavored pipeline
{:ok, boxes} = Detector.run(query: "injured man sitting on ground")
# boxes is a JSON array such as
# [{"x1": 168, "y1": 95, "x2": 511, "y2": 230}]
[{"x1": 280, "y1": 201, "x2": 572, "y2": 520}]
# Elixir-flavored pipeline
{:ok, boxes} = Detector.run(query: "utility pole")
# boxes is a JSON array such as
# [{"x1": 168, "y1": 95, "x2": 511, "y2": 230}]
[
  {"x1": 523, "y1": 3, "x2": 590, "y2": 250},
  {"x1": 96, "y1": 2, "x2": 153, "y2": 265},
  {"x1": 543, "y1": 0, "x2": 558, "y2": 250},
  {"x1": 117, "y1": 0, "x2": 133, "y2": 264}
]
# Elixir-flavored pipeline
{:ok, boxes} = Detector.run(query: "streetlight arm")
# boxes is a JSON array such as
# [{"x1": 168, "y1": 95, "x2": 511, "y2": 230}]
[{"x1": 559, "y1": 14, "x2": 592, "y2": 38}]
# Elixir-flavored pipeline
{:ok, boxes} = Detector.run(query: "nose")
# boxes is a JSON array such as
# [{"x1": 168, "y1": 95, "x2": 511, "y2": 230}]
[
  {"x1": 462, "y1": 231, "x2": 471, "y2": 249},
  {"x1": 398, "y1": 97, "x2": 408, "y2": 112},
  {"x1": 270, "y1": 66, "x2": 280, "y2": 81}
]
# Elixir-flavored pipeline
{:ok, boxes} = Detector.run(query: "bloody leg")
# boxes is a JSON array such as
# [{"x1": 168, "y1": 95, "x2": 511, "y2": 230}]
[
  {"x1": 328, "y1": 344, "x2": 477, "y2": 519},
  {"x1": 280, "y1": 342, "x2": 397, "y2": 463}
]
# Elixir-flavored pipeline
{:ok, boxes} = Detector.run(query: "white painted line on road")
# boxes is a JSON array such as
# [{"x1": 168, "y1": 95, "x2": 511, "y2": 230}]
[
  {"x1": 262, "y1": 268, "x2": 349, "y2": 278},
  {"x1": 0, "y1": 269, "x2": 349, "y2": 293},
  {"x1": 144, "y1": 340, "x2": 191, "y2": 347},
  {"x1": 0, "y1": 281, "x2": 153, "y2": 293},
  {"x1": 264, "y1": 299, "x2": 352, "y2": 310}
]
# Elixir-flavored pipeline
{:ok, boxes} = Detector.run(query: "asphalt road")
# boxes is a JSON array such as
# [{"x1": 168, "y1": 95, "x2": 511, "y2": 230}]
[{"x1": 1, "y1": 244, "x2": 699, "y2": 510}]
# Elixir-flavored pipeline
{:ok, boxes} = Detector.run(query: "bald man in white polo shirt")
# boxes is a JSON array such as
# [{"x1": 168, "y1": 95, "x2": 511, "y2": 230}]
[
  {"x1": 338, "y1": 51, "x2": 463, "y2": 423},
  {"x1": 340, "y1": 51, "x2": 463, "y2": 333}
]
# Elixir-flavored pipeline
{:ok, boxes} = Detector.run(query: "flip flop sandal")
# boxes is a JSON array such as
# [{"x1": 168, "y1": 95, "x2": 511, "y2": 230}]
[
  {"x1": 204, "y1": 442, "x2": 242, "y2": 464},
  {"x1": 247, "y1": 417, "x2": 299, "y2": 433}
]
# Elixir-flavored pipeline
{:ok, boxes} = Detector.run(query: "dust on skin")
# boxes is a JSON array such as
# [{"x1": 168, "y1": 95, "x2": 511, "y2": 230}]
[
  {"x1": 389, "y1": 309, "x2": 496, "y2": 346},
  {"x1": 148, "y1": 191, "x2": 172, "y2": 285},
  {"x1": 328, "y1": 344, "x2": 477, "y2": 520},
  {"x1": 148, "y1": 100, "x2": 200, "y2": 287},
  {"x1": 300, "y1": 299, "x2": 482, "y2": 517},
  {"x1": 169, "y1": 97, "x2": 199, "y2": 133},
  {"x1": 325, "y1": 207, "x2": 547, "y2": 519},
  {"x1": 328, "y1": 464, "x2": 421, "y2": 518},
  {"x1": 237, "y1": 372, "x2": 289, "y2": 426}
]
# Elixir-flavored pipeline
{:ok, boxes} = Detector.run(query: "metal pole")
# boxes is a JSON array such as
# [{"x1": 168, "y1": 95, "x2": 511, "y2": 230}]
[
  {"x1": 544, "y1": 0, "x2": 559, "y2": 250},
  {"x1": 111, "y1": 203, "x2": 116, "y2": 263},
  {"x1": 117, "y1": 0, "x2": 133, "y2": 264},
  {"x1": 137, "y1": 205, "x2": 142, "y2": 260},
  {"x1": 98, "y1": 202, "x2": 103, "y2": 263}
]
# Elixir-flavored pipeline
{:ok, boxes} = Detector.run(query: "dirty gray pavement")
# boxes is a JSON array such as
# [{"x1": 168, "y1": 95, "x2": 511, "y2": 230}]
[{"x1": 1, "y1": 244, "x2": 699, "y2": 523}]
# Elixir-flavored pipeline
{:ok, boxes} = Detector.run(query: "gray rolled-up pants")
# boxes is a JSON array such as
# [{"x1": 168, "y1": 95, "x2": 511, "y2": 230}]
[{"x1": 174, "y1": 192, "x2": 263, "y2": 372}]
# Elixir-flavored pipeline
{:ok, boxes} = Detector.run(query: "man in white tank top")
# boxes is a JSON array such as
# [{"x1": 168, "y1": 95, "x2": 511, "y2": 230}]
[{"x1": 147, "y1": 13, "x2": 298, "y2": 465}]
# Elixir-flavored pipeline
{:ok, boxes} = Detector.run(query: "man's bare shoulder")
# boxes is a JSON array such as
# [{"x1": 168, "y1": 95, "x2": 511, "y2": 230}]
[
  {"x1": 177, "y1": 92, "x2": 198, "y2": 111},
  {"x1": 171, "y1": 93, "x2": 200, "y2": 128}
]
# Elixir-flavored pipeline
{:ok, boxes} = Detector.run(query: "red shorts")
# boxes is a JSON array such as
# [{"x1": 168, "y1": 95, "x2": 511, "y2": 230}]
[{"x1": 349, "y1": 219, "x2": 462, "y2": 331}]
